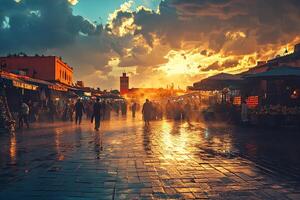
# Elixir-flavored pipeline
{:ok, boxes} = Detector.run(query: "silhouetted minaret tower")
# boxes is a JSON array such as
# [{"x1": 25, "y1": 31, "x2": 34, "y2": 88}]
[{"x1": 120, "y1": 73, "x2": 129, "y2": 95}]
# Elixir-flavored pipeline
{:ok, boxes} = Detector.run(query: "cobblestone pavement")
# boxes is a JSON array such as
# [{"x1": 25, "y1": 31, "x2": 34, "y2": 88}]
[{"x1": 0, "y1": 116, "x2": 300, "y2": 200}]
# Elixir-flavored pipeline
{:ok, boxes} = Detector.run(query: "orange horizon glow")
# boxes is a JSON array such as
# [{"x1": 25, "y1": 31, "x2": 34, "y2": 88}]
[{"x1": 112, "y1": 39, "x2": 300, "y2": 89}]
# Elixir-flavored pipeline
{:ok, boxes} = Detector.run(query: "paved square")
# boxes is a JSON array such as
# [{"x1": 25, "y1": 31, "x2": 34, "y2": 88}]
[{"x1": 0, "y1": 116, "x2": 300, "y2": 199}]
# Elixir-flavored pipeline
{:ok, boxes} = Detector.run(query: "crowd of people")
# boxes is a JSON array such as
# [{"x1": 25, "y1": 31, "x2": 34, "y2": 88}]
[
  {"x1": 13, "y1": 95, "x2": 299, "y2": 131},
  {"x1": 15, "y1": 96, "x2": 205, "y2": 130},
  {"x1": 142, "y1": 99, "x2": 202, "y2": 125},
  {"x1": 16, "y1": 98, "x2": 130, "y2": 130}
]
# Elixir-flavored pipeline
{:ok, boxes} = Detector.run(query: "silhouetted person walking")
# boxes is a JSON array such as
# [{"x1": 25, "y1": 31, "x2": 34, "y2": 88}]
[
  {"x1": 69, "y1": 102, "x2": 74, "y2": 122},
  {"x1": 19, "y1": 101, "x2": 30, "y2": 129},
  {"x1": 104, "y1": 101, "x2": 112, "y2": 120},
  {"x1": 131, "y1": 102, "x2": 137, "y2": 118},
  {"x1": 241, "y1": 99, "x2": 248, "y2": 123},
  {"x1": 121, "y1": 102, "x2": 127, "y2": 116},
  {"x1": 92, "y1": 98, "x2": 102, "y2": 131},
  {"x1": 48, "y1": 100, "x2": 56, "y2": 122},
  {"x1": 165, "y1": 100, "x2": 173, "y2": 119},
  {"x1": 142, "y1": 99, "x2": 151, "y2": 126},
  {"x1": 75, "y1": 99, "x2": 85, "y2": 125},
  {"x1": 184, "y1": 101, "x2": 191, "y2": 122}
]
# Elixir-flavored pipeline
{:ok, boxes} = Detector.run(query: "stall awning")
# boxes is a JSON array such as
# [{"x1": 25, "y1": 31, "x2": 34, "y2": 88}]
[
  {"x1": 19, "y1": 76, "x2": 53, "y2": 87},
  {"x1": 193, "y1": 73, "x2": 243, "y2": 91},
  {"x1": 0, "y1": 72, "x2": 38, "y2": 91},
  {"x1": 245, "y1": 66, "x2": 300, "y2": 79}
]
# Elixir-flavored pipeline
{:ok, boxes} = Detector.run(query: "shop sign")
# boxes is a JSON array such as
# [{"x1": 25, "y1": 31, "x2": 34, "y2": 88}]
[
  {"x1": 48, "y1": 85, "x2": 68, "y2": 92},
  {"x1": 12, "y1": 80, "x2": 38, "y2": 91},
  {"x1": 233, "y1": 96, "x2": 241, "y2": 106},
  {"x1": 246, "y1": 96, "x2": 259, "y2": 108}
]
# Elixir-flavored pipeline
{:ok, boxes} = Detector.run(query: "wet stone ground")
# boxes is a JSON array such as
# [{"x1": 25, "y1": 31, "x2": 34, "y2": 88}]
[{"x1": 0, "y1": 115, "x2": 300, "y2": 200}]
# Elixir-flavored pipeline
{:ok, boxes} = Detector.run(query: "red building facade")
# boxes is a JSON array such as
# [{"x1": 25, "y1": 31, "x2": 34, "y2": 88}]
[{"x1": 0, "y1": 56, "x2": 73, "y2": 86}]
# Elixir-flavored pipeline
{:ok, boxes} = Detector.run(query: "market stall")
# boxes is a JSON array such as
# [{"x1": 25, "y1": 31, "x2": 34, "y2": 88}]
[
  {"x1": 0, "y1": 71, "x2": 39, "y2": 120},
  {"x1": 243, "y1": 66, "x2": 300, "y2": 127}
]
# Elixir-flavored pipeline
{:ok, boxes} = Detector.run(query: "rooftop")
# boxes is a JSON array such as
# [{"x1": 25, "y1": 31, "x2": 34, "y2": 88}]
[{"x1": 245, "y1": 66, "x2": 300, "y2": 78}]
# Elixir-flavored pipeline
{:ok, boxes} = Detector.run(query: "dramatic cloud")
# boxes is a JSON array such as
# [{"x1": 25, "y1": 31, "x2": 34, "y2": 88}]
[
  {"x1": 132, "y1": 0, "x2": 300, "y2": 54},
  {"x1": 0, "y1": 0, "x2": 130, "y2": 88},
  {"x1": 203, "y1": 59, "x2": 239, "y2": 72},
  {"x1": 1, "y1": 0, "x2": 300, "y2": 89},
  {"x1": 101, "y1": 0, "x2": 300, "y2": 87},
  {"x1": 126, "y1": 0, "x2": 300, "y2": 82},
  {"x1": 0, "y1": 0, "x2": 100, "y2": 53}
]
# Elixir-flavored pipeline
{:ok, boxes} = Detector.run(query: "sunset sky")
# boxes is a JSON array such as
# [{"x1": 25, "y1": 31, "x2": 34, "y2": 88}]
[{"x1": 1, "y1": 0, "x2": 300, "y2": 89}]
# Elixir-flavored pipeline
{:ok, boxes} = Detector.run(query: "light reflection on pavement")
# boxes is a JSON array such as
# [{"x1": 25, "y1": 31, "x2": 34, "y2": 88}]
[{"x1": 0, "y1": 115, "x2": 300, "y2": 200}]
